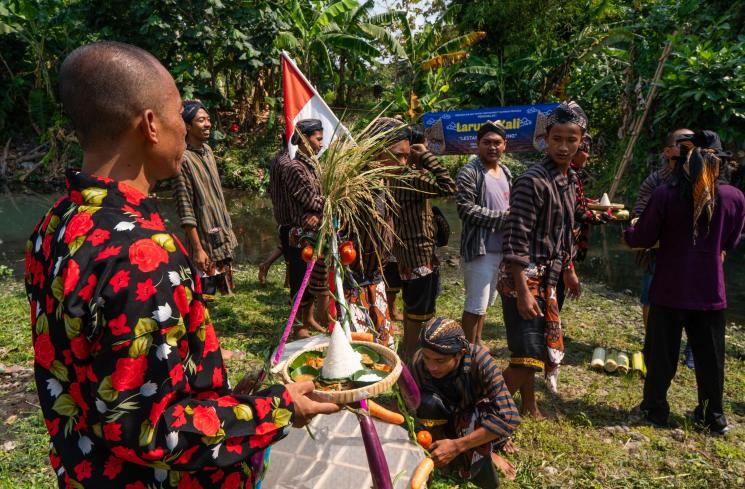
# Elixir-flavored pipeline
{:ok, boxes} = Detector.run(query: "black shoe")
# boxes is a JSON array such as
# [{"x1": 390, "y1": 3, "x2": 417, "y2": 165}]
[
  {"x1": 631, "y1": 403, "x2": 668, "y2": 428},
  {"x1": 642, "y1": 414, "x2": 668, "y2": 428},
  {"x1": 709, "y1": 425, "x2": 730, "y2": 436},
  {"x1": 685, "y1": 411, "x2": 729, "y2": 436}
]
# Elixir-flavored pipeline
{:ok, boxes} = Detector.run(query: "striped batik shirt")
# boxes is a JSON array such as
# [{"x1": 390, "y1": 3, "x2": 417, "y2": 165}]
[
  {"x1": 174, "y1": 144, "x2": 238, "y2": 262},
  {"x1": 502, "y1": 158, "x2": 576, "y2": 288},
  {"x1": 283, "y1": 151, "x2": 324, "y2": 227},
  {"x1": 268, "y1": 150, "x2": 295, "y2": 227},
  {"x1": 390, "y1": 151, "x2": 456, "y2": 270},
  {"x1": 456, "y1": 156, "x2": 513, "y2": 263},
  {"x1": 412, "y1": 344, "x2": 521, "y2": 441},
  {"x1": 634, "y1": 165, "x2": 674, "y2": 216}
]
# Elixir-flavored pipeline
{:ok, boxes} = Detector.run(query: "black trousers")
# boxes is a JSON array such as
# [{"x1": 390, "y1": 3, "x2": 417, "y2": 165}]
[
  {"x1": 556, "y1": 275, "x2": 566, "y2": 311},
  {"x1": 278, "y1": 225, "x2": 313, "y2": 306},
  {"x1": 641, "y1": 305, "x2": 727, "y2": 430}
]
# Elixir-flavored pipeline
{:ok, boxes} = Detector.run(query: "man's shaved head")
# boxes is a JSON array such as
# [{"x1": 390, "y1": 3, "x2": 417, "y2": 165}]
[
  {"x1": 59, "y1": 41, "x2": 172, "y2": 149},
  {"x1": 665, "y1": 128, "x2": 694, "y2": 147}
]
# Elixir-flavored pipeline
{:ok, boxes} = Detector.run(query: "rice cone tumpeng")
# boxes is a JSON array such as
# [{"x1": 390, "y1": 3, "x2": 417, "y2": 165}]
[{"x1": 321, "y1": 321, "x2": 363, "y2": 381}]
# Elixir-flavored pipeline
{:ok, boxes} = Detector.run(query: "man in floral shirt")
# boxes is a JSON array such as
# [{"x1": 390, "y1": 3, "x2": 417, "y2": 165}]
[{"x1": 26, "y1": 41, "x2": 338, "y2": 489}]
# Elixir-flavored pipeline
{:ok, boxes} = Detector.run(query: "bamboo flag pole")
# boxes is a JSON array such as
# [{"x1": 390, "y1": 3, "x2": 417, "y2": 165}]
[{"x1": 608, "y1": 33, "x2": 676, "y2": 200}]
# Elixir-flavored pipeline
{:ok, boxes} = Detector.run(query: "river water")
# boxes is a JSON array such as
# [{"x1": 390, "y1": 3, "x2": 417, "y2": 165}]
[{"x1": 2, "y1": 190, "x2": 743, "y2": 322}]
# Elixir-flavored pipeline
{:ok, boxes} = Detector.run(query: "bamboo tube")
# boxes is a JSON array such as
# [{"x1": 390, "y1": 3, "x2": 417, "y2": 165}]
[
  {"x1": 631, "y1": 351, "x2": 645, "y2": 377},
  {"x1": 604, "y1": 349, "x2": 618, "y2": 373},
  {"x1": 617, "y1": 351, "x2": 630, "y2": 374},
  {"x1": 591, "y1": 347, "x2": 606, "y2": 371}
]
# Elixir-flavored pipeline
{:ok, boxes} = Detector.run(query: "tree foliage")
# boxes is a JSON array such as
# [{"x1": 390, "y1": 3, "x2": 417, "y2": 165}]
[{"x1": 1, "y1": 0, "x2": 743, "y2": 196}]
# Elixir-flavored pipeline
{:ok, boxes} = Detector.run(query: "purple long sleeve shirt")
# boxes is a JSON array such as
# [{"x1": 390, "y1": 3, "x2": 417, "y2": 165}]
[{"x1": 624, "y1": 183, "x2": 745, "y2": 310}]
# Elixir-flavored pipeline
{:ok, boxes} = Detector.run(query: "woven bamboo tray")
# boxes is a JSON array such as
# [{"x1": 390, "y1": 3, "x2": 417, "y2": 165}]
[{"x1": 281, "y1": 340, "x2": 402, "y2": 404}]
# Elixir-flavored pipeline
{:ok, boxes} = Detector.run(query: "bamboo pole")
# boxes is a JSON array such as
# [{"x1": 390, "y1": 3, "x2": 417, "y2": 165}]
[{"x1": 608, "y1": 33, "x2": 676, "y2": 200}]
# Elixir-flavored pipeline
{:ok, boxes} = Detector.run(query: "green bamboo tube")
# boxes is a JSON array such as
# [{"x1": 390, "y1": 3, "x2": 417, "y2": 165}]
[
  {"x1": 631, "y1": 351, "x2": 645, "y2": 377},
  {"x1": 617, "y1": 351, "x2": 630, "y2": 374},
  {"x1": 591, "y1": 347, "x2": 606, "y2": 371},
  {"x1": 604, "y1": 349, "x2": 618, "y2": 373}
]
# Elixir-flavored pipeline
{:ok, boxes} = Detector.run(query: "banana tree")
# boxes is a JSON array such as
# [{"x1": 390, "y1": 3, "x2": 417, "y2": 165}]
[
  {"x1": 331, "y1": 0, "x2": 407, "y2": 104},
  {"x1": 274, "y1": 0, "x2": 383, "y2": 92},
  {"x1": 381, "y1": 8, "x2": 485, "y2": 120}
]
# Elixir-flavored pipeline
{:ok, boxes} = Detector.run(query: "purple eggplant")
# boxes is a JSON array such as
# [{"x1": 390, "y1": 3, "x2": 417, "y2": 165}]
[
  {"x1": 357, "y1": 411, "x2": 393, "y2": 489},
  {"x1": 397, "y1": 364, "x2": 421, "y2": 410}
]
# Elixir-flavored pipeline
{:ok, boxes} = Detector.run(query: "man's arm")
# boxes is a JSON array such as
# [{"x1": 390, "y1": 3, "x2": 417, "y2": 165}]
[
  {"x1": 455, "y1": 164, "x2": 508, "y2": 229},
  {"x1": 76, "y1": 246, "x2": 337, "y2": 471},
  {"x1": 722, "y1": 190, "x2": 745, "y2": 251},
  {"x1": 502, "y1": 176, "x2": 544, "y2": 318},
  {"x1": 395, "y1": 148, "x2": 456, "y2": 201},
  {"x1": 624, "y1": 187, "x2": 666, "y2": 249},
  {"x1": 429, "y1": 427, "x2": 500, "y2": 467},
  {"x1": 184, "y1": 225, "x2": 210, "y2": 272},
  {"x1": 173, "y1": 169, "x2": 210, "y2": 272}
]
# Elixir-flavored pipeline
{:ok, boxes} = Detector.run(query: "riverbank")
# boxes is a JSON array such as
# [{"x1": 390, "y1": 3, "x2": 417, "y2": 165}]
[{"x1": 1, "y1": 265, "x2": 744, "y2": 488}]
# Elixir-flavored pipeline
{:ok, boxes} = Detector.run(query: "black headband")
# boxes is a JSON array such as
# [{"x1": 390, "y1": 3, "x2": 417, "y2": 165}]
[
  {"x1": 419, "y1": 317, "x2": 469, "y2": 355},
  {"x1": 291, "y1": 119, "x2": 323, "y2": 144},
  {"x1": 678, "y1": 130, "x2": 732, "y2": 160},
  {"x1": 182, "y1": 101, "x2": 207, "y2": 124}
]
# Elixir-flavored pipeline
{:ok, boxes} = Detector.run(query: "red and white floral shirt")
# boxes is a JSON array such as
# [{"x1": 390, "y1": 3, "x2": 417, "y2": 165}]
[{"x1": 26, "y1": 170, "x2": 294, "y2": 488}]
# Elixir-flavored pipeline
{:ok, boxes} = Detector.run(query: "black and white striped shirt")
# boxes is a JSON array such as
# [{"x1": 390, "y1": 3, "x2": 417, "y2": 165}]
[
  {"x1": 502, "y1": 158, "x2": 576, "y2": 287},
  {"x1": 390, "y1": 152, "x2": 456, "y2": 270}
]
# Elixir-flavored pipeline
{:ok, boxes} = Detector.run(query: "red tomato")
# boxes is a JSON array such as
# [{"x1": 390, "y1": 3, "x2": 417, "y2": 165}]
[
  {"x1": 339, "y1": 242, "x2": 356, "y2": 265},
  {"x1": 229, "y1": 123, "x2": 240, "y2": 133},
  {"x1": 416, "y1": 430, "x2": 433, "y2": 450},
  {"x1": 301, "y1": 246, "x2": 314, "y2": 263}
]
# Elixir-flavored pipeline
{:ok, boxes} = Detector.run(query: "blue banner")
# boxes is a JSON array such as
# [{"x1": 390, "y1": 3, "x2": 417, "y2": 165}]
[{"x1": 423, "y1": 103, "x2": 559, "y2": 154}]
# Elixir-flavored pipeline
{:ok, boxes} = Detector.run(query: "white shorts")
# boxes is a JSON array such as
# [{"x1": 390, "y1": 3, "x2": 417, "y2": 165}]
[{"x1": 463, "y1": 252, "x2": 503, "y2": 315}]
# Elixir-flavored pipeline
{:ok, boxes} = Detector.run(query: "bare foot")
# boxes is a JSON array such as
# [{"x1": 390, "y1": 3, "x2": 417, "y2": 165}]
[
  {"x1": 294, "y1": 328, "x2": 311, "y2": 339},
  {"x1": 306, "y1": 319, "x2": 326, "y2": 333},
  {"x1": 390, "y1": 310, "x2": 403, "y2": 322},
  {"x1": 520, "y1": 406, "x2": 546, "y2": 420},
  {"x1": 491, "y1": 453, "x2": 516, "y2": 481},
  {"x1": 258, "y1": 262, "x2": 270, "y2": 285},
  {"x1": 220, "y1": 349, "x2": 246, "y2": 362},
  {"x1": 501, "y1": 439, "x2": 520, "y2": 454}
]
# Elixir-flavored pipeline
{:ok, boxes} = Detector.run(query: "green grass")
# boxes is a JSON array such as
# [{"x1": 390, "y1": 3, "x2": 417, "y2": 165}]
[{"x1": 1, "y1": 265, "x2": 744, "y2": 488}]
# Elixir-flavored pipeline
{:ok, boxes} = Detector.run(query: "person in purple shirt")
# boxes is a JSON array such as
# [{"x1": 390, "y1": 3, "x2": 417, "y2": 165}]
[{"x1": 624, "y1": 131, "x2": 745, "y2": 434}]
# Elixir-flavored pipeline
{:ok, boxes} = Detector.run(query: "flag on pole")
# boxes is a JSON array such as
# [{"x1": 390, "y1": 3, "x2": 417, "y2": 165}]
[{"x1": 281, "y1": 51, "x2": 349, "y2": 159}]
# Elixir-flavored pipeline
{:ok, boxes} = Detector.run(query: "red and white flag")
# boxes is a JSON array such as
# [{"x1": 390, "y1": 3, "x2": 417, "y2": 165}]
[{"x1": 281, "y1": 51, "x2": 349, "y2": 159}]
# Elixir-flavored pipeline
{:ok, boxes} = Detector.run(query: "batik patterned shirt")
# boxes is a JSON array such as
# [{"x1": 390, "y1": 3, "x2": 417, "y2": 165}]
[{"x1": 26, "y1": 170, "x2": 294, "y2": 488}]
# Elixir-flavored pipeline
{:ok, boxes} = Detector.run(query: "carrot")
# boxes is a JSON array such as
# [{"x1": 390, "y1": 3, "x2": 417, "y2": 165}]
[
  {"x1": 367, "y1": 400, "x2": 404, "y2": 425},
  {"x1": 410, "y1": 458, "x2": 434, "y2": 489},
  {"x1": 351, "y1": 332, "x2": 374, "y2": 342}
]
